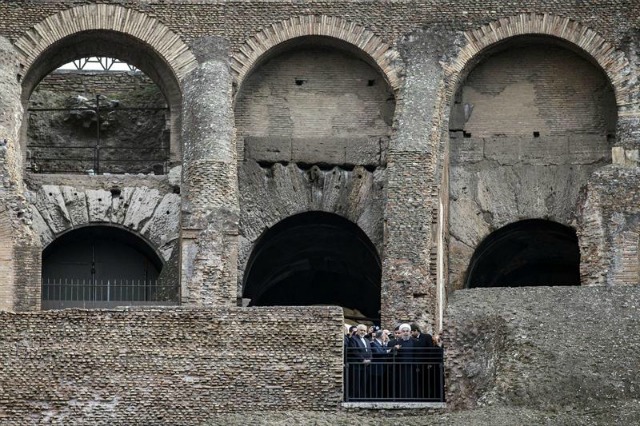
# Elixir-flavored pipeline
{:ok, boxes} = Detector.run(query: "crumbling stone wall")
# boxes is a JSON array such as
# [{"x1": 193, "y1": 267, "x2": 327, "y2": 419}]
[
  {"x1": 578, "y1": 166, "x2": 640, "y2": 286},
  {"x1": 0, "y1": 306, "x2": 344, "y2": 423},
  {"x1": 25, "y1": 174, "x2": 180, "y2": 264},
  {"x1": 448, "y1": 42, "x2": 617, "y2": 291},
  {"x1": 0, "y1": 35, "x2": 41, "y2": 311},
  {"x1": 235, "y1": 42, "x2": 393, "y2": 288},
  {"x1": 444, "y1": 286, "x2": 640, "y2": 411}
]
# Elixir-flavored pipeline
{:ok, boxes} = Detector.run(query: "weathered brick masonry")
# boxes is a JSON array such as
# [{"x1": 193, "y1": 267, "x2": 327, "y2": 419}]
[
  {"x1": 0, "y1": 306, "x2": 344, "y2": 422},
  {"x1": 0, "y1": 0, "x2": 640, "y2": 422}
]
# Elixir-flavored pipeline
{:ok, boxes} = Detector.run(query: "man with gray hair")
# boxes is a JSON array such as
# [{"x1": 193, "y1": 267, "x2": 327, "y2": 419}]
[
  {"x1": 391, "y1": 323, "x2": 416, "y2": 400},
  {"x1": 347, "y1": 324, "x2": 372, "y2": 399}
]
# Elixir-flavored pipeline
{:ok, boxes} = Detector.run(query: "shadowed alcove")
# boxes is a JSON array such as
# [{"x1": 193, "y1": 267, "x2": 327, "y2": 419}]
[
  {"x1": 42, "y1": 225, "x2": 175, "y2": 309},
  {"x1": 243, "y1": 212, "x2": 381, "y2": 321},
  {"x1": 465, "y1": 219, "x2": 580, "y2": 288}
]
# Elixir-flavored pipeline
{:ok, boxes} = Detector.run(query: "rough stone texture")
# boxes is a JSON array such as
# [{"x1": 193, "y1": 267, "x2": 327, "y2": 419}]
[
  {"x1": 381, "y1": 26, "x2": 458, "y2": 329},
  {"x1": 0, "y1": 2, "x2": 640, "y2": 422},
  {"x1": 0, "y1": 306, "x2": 344, "y2": 423},
  {"x1": 27, "y1": 71, "x2": 169, "y2": 174},
  {"x1": 444, "y1": 286, "x2": 640, "y2": 416},
  {"x1": 577, "y1": 165, "x2": 640, "y2": 286},
  {"x1": 0, "y1": 35, "x2": 41, "y2": 311},
  {"x1": 235, "y1": 45, "x2": 393, "y2": 166},
  {"x1": 181, "y1": 36, "x2": 239, "y2": 306}
]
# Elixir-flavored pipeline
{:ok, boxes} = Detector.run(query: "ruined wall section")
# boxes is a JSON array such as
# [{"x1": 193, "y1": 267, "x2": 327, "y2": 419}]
[
  {"x1": 448, "y1": 44, "x2": 616, "y2": 291},
  {"x1": 180, "y1": 37, "x2": 239, "y2": 306},
  {"x1": 444, "y1": 286, "x2": 640, "y2": 412},
  {"x1": 236, "y1": 45, "x2": 393, "y2": 285},
  {"x1": 0, "y1": 306, "x2": 344, "y2": 423},
  {"x1": 28, "y1": 71, "x2": 169, "y2": 174},
  {"x1": 578, "y1": 166, "x2": 640, "y2": 286},
  {"x1": 0, "y1": 36, "x2": 41, "y2": 311}
]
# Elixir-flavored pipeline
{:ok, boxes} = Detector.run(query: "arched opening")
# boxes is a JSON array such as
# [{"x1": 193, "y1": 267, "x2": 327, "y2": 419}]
[
  {"x1": 447, "y1": 35, "x2": 617, "y2": 292},
  {"x1": 235, "y1": 36, "x2": 395, "y2": 168},
  {"x1": 42, "y1": 225, "x2": 177, "y2": 309},
  {"x1": 465, "y1": 219, "x2": 580, "y2": 288},
  {"x1": 22, "y1": 30, "x2": 183, "y2": 173},
  {"x1": 243, "y1": 212, "x2": 381, "y2": 322}
]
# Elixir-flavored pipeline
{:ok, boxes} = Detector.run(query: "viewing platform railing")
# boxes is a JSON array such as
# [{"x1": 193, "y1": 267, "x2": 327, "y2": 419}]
[
  {"x1": 41, "y1": 278, "x2": 180, "y2": 309},
  {"x1": 344, "y1": 346, "x2": 445, "y2": 402}
]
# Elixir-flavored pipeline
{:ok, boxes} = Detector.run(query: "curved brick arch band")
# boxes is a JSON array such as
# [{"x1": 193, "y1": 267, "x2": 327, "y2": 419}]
[
  {"x1": 448, "y1": 13, "x2": 632, "y2": 110},
  {"x1": 232, "y1": 15, "x2": 402, "y2": 91},
  {"x1": 14, "y1": 4, "x2": 197, "y2": 82}
]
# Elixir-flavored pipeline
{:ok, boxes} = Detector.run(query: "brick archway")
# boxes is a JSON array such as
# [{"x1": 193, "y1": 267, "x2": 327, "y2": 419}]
[
  {"x1": 14, "y1": 4, "x2": 197, "y2": 164},
  {"x1": 231, "y1": 15, "x2": 403, "y2": 92},
  {"x1": 14, "y1": 4, "x2": 196, "y2": 84},
  {"x1": 447, "y1": 13, "x2": 632, "y2": 109}
]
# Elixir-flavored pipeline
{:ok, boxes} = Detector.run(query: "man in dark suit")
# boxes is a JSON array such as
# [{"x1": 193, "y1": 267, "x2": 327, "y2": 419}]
[
  {"x1": 370, "y1": 330, "x2": 392, "y2": 399},
  {"x1": 391, "y1": 323, "x2": 416, "y2": 400},
  {"x1": 411, "y1": 323, "x2": 434, "y2": 399},
  {"x1": 347, "y1": 324, "x2": 372, "y2": 399}
]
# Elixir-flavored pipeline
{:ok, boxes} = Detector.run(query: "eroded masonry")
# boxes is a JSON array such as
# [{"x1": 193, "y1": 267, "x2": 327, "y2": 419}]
[{"x1": 1, "y1": 1, "x2": 640, "y2": 422}]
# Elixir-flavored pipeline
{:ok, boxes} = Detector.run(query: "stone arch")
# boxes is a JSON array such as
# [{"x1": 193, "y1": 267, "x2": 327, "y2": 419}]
[
  {"x1": 41, "y1": 224, "x2": 178, "y2": 309},
  {"x1": 14, "y1": 4, "x2": 197, "y2": 163},
  {"x1": 440, "y1": 14, "x2": 630, "y2": 298},
  {"x1": 14, "y1": 4, "x2": 196, "y2": 85},
  {"x1": 231, "y1": 15, "x2": 402, "y2": 92},
  {"x1": 446, "y1": 13, "x2": 632, "y2": 109},
  {"x1": 465, "y1": 219, "x2": 580, "y2": 288},
  {"x1": 242, "y1": 211, "x2": 381, "y2": 321},
  {"x1": 29, "y1": 184, "x2": 180, "y2": 263}
]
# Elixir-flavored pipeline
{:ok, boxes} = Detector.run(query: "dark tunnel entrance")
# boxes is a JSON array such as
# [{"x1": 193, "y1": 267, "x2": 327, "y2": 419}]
[
  {"x1": 465, "y1": 219, "x2": 580, "y2": 288},
  {"x1": 243, "y1": 212, "x2": 381, "y2": 322},
  {"x1": 41, "y1": 225, "x2": 175, "y2": 309}
]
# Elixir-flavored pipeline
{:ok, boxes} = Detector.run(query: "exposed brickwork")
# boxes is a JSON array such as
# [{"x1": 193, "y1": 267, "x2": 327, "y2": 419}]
[{"x1": 0, "y1": 306, "x2": 344, "y2": 423}]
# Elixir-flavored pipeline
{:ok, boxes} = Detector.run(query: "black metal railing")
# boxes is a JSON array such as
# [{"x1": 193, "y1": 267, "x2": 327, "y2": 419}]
[
  {"x1": 42, "y1": 278, "x2": 179, "y2": 309},
  {"x1": 344, "y1": 346, "x2": 445, "y2": 402}
]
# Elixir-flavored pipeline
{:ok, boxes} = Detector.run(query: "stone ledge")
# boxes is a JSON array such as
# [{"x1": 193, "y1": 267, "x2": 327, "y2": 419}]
[{"x1": 341, "y1": 402, "x2": 446, "y2": 410}]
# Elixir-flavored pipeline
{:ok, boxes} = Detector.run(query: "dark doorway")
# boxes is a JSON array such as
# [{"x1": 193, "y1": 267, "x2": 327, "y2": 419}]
[
  {"x1": 42, "y1": 226, "x2": 175, "y2": 309},
  {"x1": 465, "y1": 219, "x2": 580, "y2": 288},
  {"x1": 243, "y1": 212, "x2": 381, "y2": 322}
]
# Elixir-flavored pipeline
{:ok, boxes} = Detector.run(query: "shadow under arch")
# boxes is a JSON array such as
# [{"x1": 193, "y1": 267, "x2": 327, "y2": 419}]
[
  {"x1": 20, "y1": 30, "x2": 183, "y2": 163},
  {"x1": 242, "y1": 211, "x2": 381, "y2": 321},
  {"x1": 42, "y1": 225, "x2": 172, "y2": 309},
  {"x1": 465, "y1": 219, "x2": 580, "y2": 288}
]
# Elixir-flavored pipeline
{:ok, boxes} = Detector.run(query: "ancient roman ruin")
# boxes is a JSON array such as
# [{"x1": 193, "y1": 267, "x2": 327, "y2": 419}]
[{"x1": 1, "y1": 0, "x2": 639, "y2": 423}]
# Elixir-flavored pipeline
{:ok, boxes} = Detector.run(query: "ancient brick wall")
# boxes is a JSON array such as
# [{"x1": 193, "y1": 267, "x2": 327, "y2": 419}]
[
  {"x1": 447, "y1": 41, "x2": 617, "y2": 291},
  {"x1": 1, "y1": 1, "x2": 636, "y2": 50},
  {"x1": 0, "y1": 306, "x2": 344, "y2": 423}
]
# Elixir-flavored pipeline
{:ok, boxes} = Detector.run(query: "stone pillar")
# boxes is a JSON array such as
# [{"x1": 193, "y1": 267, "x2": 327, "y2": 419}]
[
  {"x1": 381, "y1": 33, "x2": 449, "y2": 329},
  {"x1": 612, "y1": 112, "x2": 640, "y2": 166},
  {"x1": 0, "y1": 36, "x2": 41, "y2": 311},
  {"x1": 180, "y1": 37, "x2": 239, "y2": 306}
]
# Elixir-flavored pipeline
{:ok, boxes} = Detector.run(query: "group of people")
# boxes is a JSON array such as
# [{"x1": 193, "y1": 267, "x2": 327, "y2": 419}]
[{"x1": 344, "y1": 322, "x2": 444, "y2": 401}]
